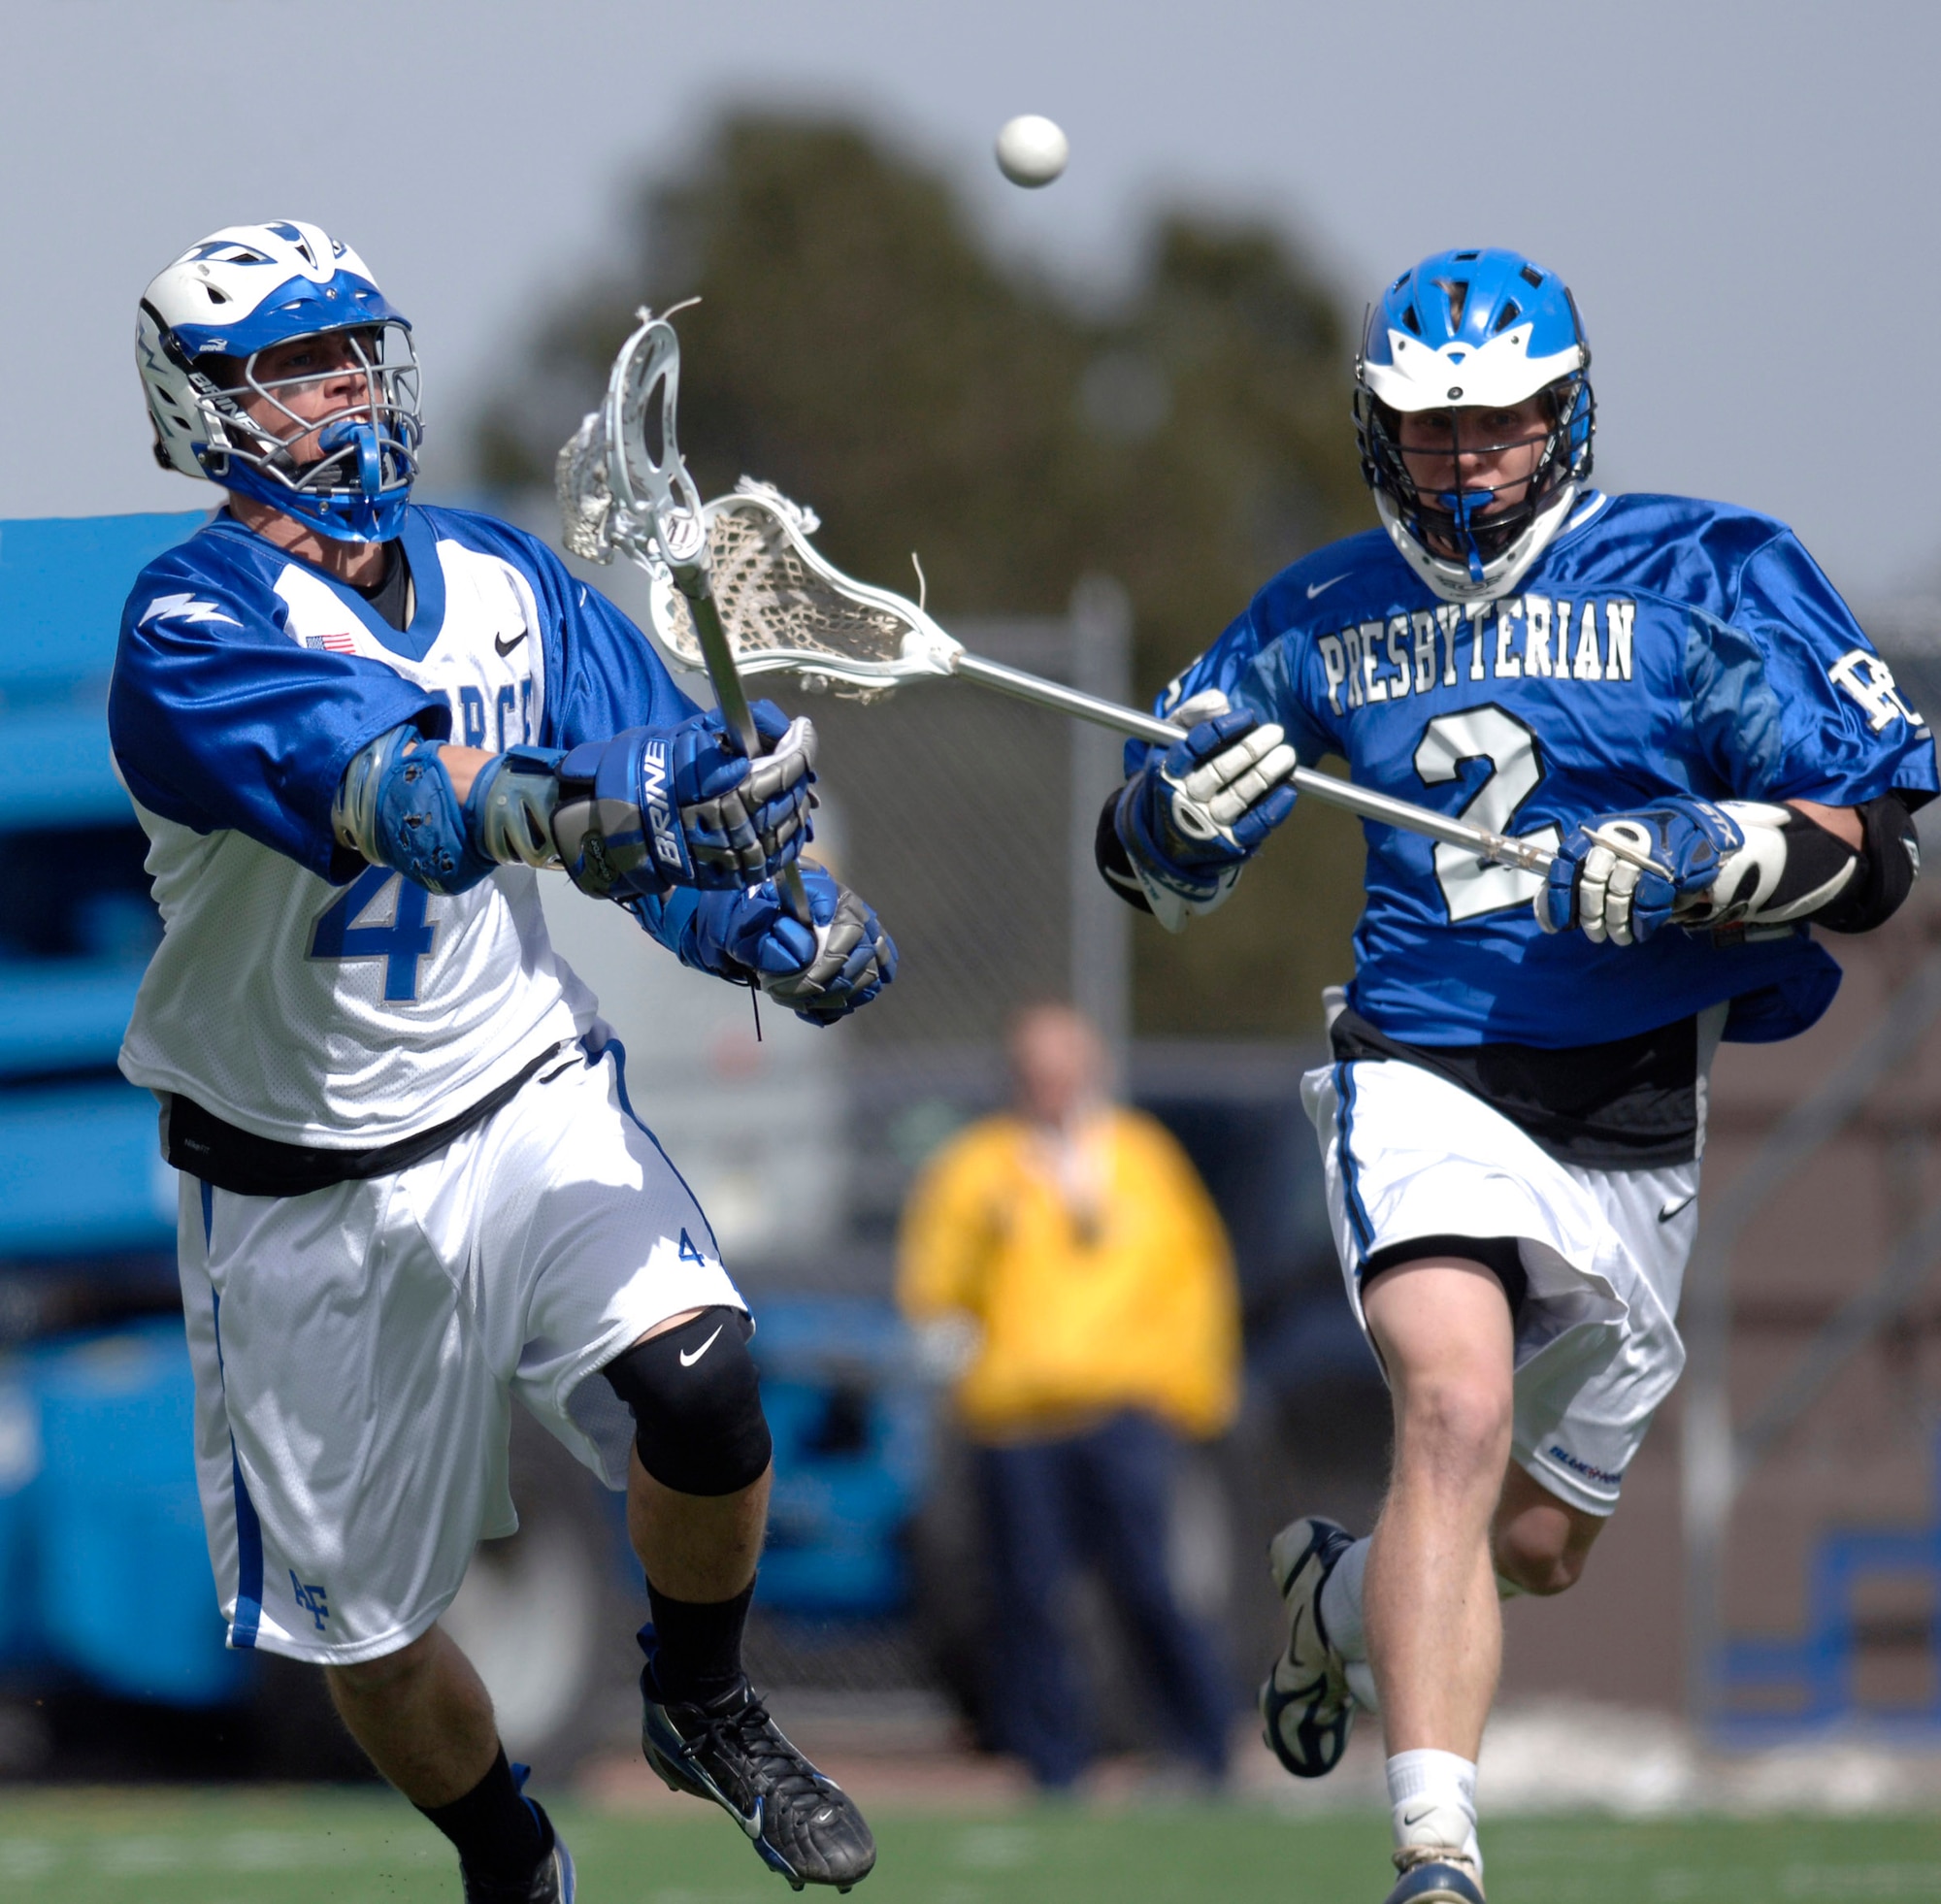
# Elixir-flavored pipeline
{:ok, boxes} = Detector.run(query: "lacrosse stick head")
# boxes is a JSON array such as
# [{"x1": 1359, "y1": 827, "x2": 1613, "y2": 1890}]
[
  {"x1": 642, "y1": 478, "x2": 964, "y2": 700},
  {"x1": 555, "y1": 306, "x2": 706, "y2": 571}
]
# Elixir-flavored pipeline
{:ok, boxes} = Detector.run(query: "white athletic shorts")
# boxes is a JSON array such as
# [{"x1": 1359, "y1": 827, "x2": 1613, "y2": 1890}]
[
  {"x1": 177, "y1": 1034, "x2": 743, "y2": 1665},
  {"x1": 1303, "y1": 1057, "x2": 1698, "y2": 1517}
]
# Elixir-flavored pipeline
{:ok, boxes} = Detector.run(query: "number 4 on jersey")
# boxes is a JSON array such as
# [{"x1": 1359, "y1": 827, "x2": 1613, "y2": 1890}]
[
  {"x1": 309, "y1": 867, "x2": 437, "y2": 1001},
  {"x1": 1414, "y1": 706, "x2": 1563, "y2": 923}
]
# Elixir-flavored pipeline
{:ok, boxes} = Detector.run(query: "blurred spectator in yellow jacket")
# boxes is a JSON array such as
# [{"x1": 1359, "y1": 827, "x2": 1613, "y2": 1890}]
[{"x1": 897, "y1": 1002, "x2": 1240, "y2": 1788}]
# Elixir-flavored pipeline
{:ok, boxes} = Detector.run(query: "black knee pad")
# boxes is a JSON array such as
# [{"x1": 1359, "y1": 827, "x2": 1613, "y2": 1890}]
[{"x1": 601, "y1": 1307, "x2": 772, "y2": 1496}]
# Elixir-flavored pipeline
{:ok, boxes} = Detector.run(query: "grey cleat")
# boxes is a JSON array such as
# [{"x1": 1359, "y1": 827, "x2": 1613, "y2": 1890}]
[{"x1": 1383, "y1": 1847, "x2": 1486, "y2": 1903}]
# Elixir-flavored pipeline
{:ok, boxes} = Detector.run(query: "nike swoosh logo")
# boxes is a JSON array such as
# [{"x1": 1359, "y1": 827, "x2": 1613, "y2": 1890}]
[
  {"x1": 1658, "y1": 1192, "x2": 1696, "y2": 1224},
  {"x1": 494, "y1": 631, "x2": 527, "y2": 656},
  {"x1": 1399, "y1": 1804, "x2": 1437, "y2": 1830},
  {"x1": 1305, "y1": 573, "x2": 1350, "y2": 600},
  {"x1": 680, "y1": 1325, "x2": 725, "y2": 1367}
]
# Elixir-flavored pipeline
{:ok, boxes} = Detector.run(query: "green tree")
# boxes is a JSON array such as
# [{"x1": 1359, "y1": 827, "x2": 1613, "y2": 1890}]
[{"x1": 477, "y1": 114, "x2": 1374, "y2": 1036}]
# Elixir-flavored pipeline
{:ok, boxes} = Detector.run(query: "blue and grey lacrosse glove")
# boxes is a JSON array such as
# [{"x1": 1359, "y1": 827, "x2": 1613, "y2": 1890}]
[
  {"x1": 668, "y1": 863, "x2": 898, "y2": 1026},
  {"x1": 1536, "y1": 795, "x2": 1743, "y2": 945},
  {"x1": 551, "y1": 700, "x2": 815, "y2": 899},
  {"x1": 1114, "y1": 693, "x2": 1299, "y2": 930}
]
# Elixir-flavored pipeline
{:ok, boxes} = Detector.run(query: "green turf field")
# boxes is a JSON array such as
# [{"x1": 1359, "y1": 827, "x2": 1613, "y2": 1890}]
[{"x1": 2, "y1": 1789, "x2": 1938, "y2": 1902}]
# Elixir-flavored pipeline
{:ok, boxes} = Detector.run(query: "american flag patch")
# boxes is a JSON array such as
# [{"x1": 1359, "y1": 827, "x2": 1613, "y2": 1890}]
[{"x1": 305, "y1": 634, "x2": 359, "y2": 654}]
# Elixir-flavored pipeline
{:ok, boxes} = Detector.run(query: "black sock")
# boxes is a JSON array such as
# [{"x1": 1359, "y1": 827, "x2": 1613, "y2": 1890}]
[
  {"x1": 646, "y1": 1578, "x2": 755, "y2": 1705},
  {"x1": 417, "y1": 1746, "x2": 547, "y2": 1888}
]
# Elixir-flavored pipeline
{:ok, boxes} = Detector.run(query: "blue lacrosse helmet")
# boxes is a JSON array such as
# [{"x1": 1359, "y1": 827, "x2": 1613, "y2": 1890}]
[
  {"x1": 136, "y1": 220, "x2": 422, "y2": 542},
  {"x1": 1354, "y1": 247, "x2": 1594, "y2": 602}
]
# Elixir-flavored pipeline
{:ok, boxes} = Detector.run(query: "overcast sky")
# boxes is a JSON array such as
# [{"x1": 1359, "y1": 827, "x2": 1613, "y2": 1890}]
[{"x1": 6, "y1": 0, "x2": 1935, "y2": 597}]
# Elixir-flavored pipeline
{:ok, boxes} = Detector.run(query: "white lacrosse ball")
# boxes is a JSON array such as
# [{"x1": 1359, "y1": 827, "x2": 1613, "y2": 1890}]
[{"x1": 995, "y1": 115, "x2": 1069, "y2": 187}]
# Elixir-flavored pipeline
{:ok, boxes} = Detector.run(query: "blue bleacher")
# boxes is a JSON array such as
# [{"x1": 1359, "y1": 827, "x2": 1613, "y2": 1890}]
[
  {"x1": 0, "y1": 511, "x2": 247, "y2": 1707},
  {"x1": 747, "y1": 1298, "x2": 932, "y2": 1618},
  {"x1": 0, "y1": 510, "x2": 207, "y2": 1262}
]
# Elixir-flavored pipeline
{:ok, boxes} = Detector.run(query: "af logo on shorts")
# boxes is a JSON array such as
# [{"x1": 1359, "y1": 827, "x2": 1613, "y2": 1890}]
[{"x1": 290, "y1": 1571, "x2": 331, "y2": 1632}]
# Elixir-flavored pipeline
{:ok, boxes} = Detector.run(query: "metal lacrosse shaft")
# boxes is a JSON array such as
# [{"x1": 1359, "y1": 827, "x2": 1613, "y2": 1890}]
[
  {"x1": 675, "y1": 568, "x2": 815, "y2": 925},
  {"x1": 579, "y1": 312, "x2": 1659, "y2": 892},
  {"x1": 948, "y1": 650, "x2": 1562, "y2": 876},
  {"x1": 615, "y1": 309, "x2": 813, "y2": 925}
]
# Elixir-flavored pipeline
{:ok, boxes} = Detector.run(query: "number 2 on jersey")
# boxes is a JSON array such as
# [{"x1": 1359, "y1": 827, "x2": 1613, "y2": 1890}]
[
  {"x1": 1412, "y1": 706, "x2": 1563, "y2": 923},
  {"x1": 310, "y1": 867, "x2": 437, "y2": 1001}
]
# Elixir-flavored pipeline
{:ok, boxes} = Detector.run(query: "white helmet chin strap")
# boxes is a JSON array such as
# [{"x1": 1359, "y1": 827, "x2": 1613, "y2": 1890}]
[{"x1": 1375, "y1": 479, "x2": 1580, "y2": 606}]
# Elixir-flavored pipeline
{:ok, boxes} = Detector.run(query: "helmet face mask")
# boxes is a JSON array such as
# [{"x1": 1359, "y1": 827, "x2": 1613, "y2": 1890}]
[
  {"x1": 1356, "y1": 377, "x2": 1593, "y2": 578},
  {"x1": 194, "y1": 322, "x2": 421, "y2": 540},
  {"x1": 1354, "y1": 248, "x2": 1595, "y2": 602},
  {"x1": 137, "y1": 220, "x2": 422, "y2": 542}
]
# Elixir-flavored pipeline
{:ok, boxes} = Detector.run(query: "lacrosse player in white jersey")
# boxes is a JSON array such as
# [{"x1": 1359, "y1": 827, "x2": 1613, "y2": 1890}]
[
  {"x1": 1097, "y1": 247, "x2": 1936, "y2": 1903},
  {"x1": 113, "y1": 221, "x2": 895, "y2": 1903}
]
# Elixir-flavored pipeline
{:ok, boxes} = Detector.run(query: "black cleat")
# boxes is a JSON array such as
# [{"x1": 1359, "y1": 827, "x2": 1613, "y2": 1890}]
[
  {"x1": 639, "y1": 1642, "x2": 876, "y2": 1891},
  {"x1": 460, "y1": 1770, "x2": 576, "y2": 1903}
]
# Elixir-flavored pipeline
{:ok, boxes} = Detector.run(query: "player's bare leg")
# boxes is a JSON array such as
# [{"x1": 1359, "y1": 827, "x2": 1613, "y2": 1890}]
[
  {"x1": 1362, "y1": 1258, "x2": 1516, "y2": 1759},
  {"x1": 1349, "y1": 1257, "x2": 1516, "y2": 1899},
  {"x1": 1492, "y1": 1462, "x2": 1604, "y2": 1596},
  {"x1": 327, "y1": 1626, "x2": 571, "y2": 1899},
  {"x1": 326, "y1": 1625, "x2": 498, "y2": 1803},
  {"x1": 628, "y1": 1449, "x2": 771, "y2": 1597}
]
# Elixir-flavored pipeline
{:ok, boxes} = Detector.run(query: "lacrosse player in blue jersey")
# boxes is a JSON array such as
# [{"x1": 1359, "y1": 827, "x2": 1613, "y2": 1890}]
[
  {"x1": 1097, "y1": 247, "x2": 1937, "y2": 1903},
  {"x1": 114, "y1": 221, "x2": 894, "y2": 1902}
]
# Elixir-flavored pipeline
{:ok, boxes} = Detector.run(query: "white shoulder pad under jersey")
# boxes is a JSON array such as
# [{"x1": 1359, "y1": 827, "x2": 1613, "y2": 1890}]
[{"x1": 110, "y1": 506, "x2": 693, "y2": 1147}]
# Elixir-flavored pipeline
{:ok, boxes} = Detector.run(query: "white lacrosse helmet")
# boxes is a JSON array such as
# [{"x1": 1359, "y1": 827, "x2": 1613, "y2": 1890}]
[
  {"x1": 136, "y1": 220, "x2": 422, "y2": 542},
  {"x1": 1354, "y1": 247, "x2": 1594, "y2": 603}
]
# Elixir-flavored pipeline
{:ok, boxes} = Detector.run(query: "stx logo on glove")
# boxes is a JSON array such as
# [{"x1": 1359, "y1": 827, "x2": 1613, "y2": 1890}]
[{"x1": 639, "y1": 739, "x2": 689, "y2": 874}]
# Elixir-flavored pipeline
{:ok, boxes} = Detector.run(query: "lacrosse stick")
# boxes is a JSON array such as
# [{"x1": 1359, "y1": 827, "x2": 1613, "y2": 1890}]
[
  {"x1": 560, "y1": 453, "x2": 1668, "y2": 886},
  {"x1": 557, "y1": 308, "x2": 813, "y2": 923}
]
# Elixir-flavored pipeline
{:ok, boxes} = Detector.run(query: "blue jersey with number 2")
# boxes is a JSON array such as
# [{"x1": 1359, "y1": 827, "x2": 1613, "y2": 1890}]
[{"x1": 1152, "y1": 491, "x2": 1939, "y2": 1049}]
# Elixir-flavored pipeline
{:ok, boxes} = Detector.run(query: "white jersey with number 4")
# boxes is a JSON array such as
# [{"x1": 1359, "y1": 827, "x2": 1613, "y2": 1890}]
[{"x1": 111, "y1": 505, "x2": 699, "y2": 1148}]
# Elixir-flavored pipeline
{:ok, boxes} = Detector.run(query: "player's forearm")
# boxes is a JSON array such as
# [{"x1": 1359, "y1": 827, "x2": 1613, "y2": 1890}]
[
  {"x1": 1714, "y1": 795, "x2": 1913, "y2": 933},
  {"x1": 333, "y1": 727, "x2": 564, "y2": 895},
  {"x1": 1785, "y1": 798, "x2": 1862, "y2": 850},
  {"x1": 437, "y1": 745, "x2": 496, "y2": 804}
]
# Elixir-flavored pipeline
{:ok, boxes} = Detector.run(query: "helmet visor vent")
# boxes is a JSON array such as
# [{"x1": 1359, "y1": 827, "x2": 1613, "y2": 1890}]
[{"x1": 1432, "y1": 278, "x2": 1470, "y2": 330}]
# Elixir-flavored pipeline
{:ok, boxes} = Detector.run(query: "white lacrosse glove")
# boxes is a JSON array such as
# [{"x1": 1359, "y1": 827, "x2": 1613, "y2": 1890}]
[
  {"x1": 1114, "y1": 689, "x2": 1299, "y2": 931},
  {"x1": 1536, "y1": 795, "x2": 1742, "y2": 945}
]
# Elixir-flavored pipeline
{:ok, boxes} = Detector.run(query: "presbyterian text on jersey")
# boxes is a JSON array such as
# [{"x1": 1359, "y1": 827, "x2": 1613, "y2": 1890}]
[{"x1": 1319, "y1": 596, "x2": 1638, "y2": 716}]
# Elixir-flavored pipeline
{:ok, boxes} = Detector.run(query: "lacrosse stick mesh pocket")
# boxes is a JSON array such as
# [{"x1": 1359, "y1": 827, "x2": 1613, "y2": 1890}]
[
  {"x1": 555, "y1": 412, "x2": 615, "y2": 563},
  {"x1": 655, "y1": 497, "x2": 914, "y2": 682}
]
